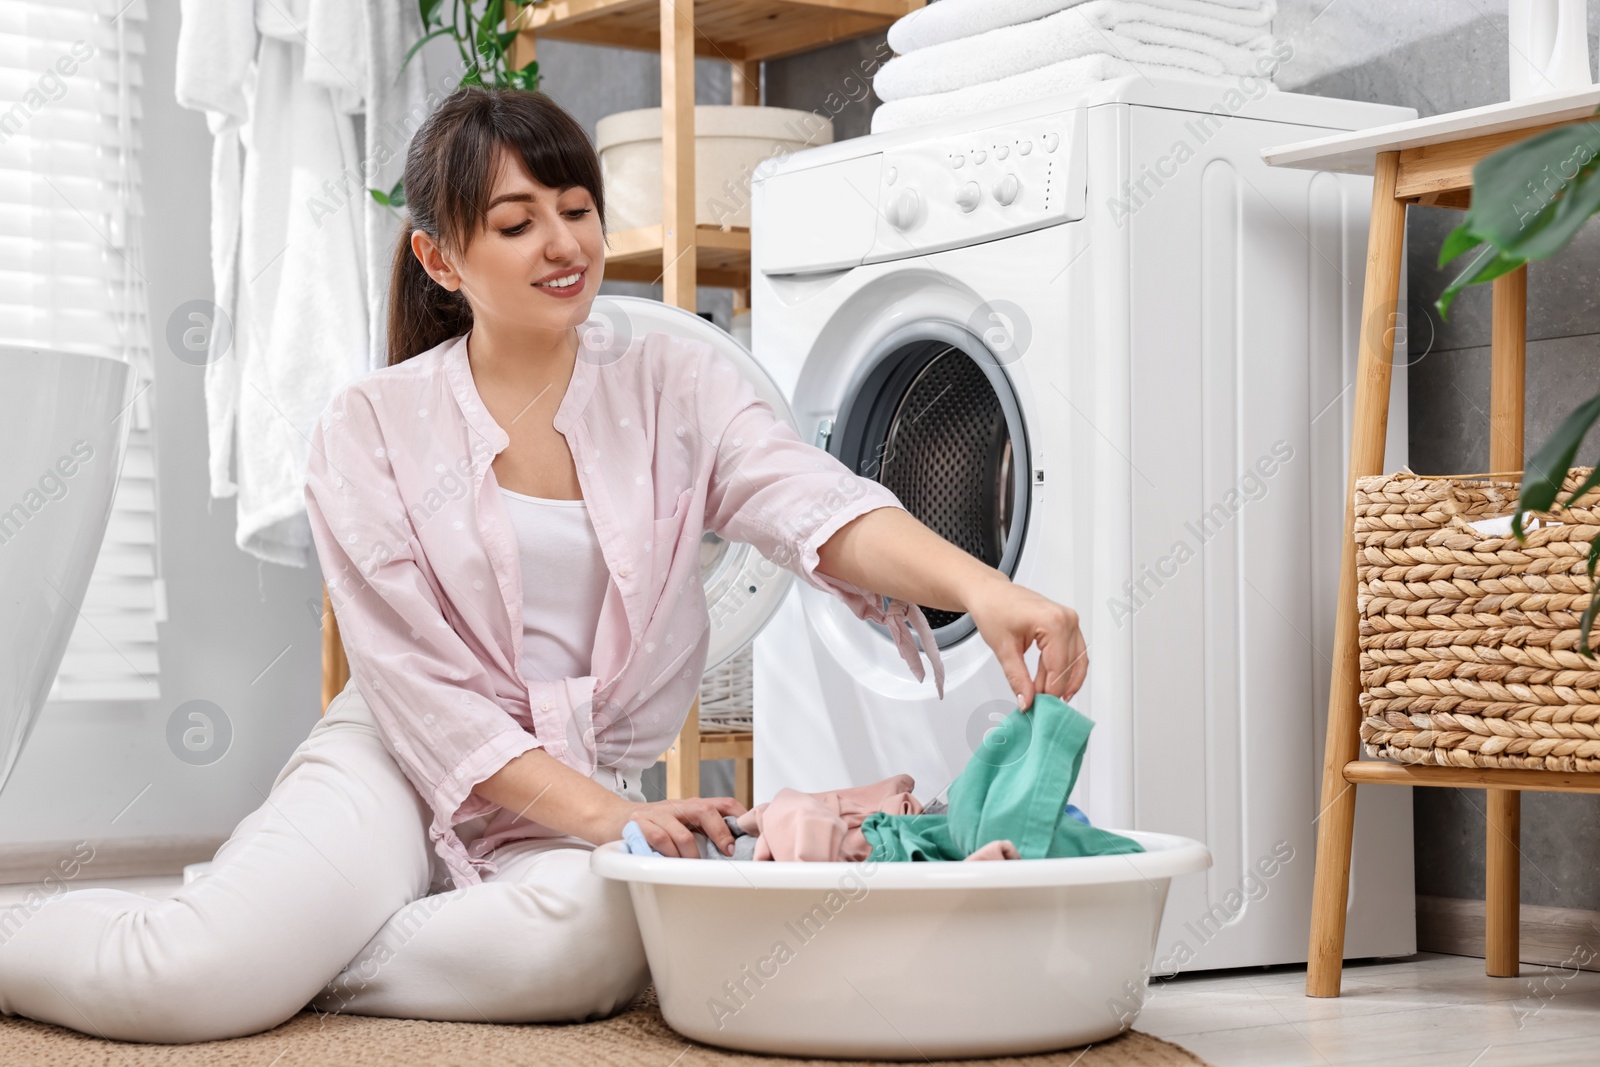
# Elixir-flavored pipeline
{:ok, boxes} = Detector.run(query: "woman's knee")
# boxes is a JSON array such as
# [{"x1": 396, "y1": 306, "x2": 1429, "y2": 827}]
[{"x1": 503, "y1": 857, "x2": 650, "y2": 1020}]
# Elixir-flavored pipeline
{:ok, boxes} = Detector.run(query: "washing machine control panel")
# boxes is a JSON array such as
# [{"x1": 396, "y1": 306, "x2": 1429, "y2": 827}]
[{"x1": 862, "y1": 108, "x2": 1086, "y2": 265}]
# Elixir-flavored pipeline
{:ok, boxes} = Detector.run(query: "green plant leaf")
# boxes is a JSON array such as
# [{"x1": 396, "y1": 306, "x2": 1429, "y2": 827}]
[
  {"x1": 420, "y1": 0, "x2": 445, "y2": 27},
  {"x1": 1513, "y1": 393, "x2": 1600, "y2": 538},
  {"x1": 1437, "y1": 221, "x2": 1482, "y2": 267},
  {"x1": 477, "y1": 0, "x2": 506, "y2": 50},
  {"x1": 1435, "y1": 243, "x2": 1524, "y2": 319},
  {"x1": 1463, "y1": 119, "x2": 1600, "y2": 250}
]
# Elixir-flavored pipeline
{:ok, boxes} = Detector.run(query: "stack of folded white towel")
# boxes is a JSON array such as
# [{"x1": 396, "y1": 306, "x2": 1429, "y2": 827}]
[{"x1": 871, "y1": 0, "x2": 1280, "y2": 134}]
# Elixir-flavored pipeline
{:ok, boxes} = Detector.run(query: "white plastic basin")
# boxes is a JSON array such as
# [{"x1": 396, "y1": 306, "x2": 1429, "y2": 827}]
[{"x1": 591, "y1": 829, "x2": 1211, "y2": 1060}]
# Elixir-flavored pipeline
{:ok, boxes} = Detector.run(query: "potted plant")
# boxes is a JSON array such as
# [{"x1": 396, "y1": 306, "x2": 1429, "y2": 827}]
[{"x1": 370, "y1": 0, "x2": 543, "y2": 211}]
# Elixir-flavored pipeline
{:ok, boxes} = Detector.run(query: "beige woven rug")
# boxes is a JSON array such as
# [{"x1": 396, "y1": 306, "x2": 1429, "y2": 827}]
[{"x1": 0, "y1": 984, "x2": 1210, "y2": 1066}]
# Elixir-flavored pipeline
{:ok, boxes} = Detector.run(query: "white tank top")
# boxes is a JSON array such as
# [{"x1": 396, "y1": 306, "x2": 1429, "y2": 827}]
[{"x1": 498, "y1": 487, "x2": 609, "y2": 683}]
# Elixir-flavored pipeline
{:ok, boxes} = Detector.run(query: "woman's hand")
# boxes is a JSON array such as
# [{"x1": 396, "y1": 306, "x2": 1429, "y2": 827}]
[
  {"x1": 965, "y1": 575, "x2": 1088, "y2": 711},
  {"x1": 590, "y1": 793, "x2": 748, "y2": 858}
]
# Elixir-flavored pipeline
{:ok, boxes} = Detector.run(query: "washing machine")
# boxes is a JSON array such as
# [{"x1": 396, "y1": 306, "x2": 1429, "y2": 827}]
[{"x1": 749, "y1": 76, "x2": 1419, "y2": 972}]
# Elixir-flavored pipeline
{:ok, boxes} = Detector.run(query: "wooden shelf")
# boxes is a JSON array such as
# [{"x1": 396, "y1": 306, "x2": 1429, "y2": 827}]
[
  {"x1": 1343, "y1": 760, "x2": 1600, "y2": 795},
  {"x1": 511, "y1": 0, "x2": 917, "y2": 62},
  {"x1": 602, "y1": 223, "x2": 752, "y2": 289}
]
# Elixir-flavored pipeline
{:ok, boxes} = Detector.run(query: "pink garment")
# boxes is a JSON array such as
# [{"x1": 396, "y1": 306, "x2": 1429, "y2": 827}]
[
  {"x1": 304, "y1": 328, "x2": 946, "y2": 890},
  {"x1": 738, "y1": 775, "x2": 923, "y2": 862},
  {"x1": 965, "y1": 839, "x2": 1020, "y2": 861}
]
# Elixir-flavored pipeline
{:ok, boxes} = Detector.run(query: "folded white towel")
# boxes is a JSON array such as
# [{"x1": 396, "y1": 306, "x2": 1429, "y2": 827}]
[
  {"x1": 1465, "y1": 514, "x2": 1562, "y2": 536},
  {"x1": 874, "y1": 2, "x2": 1276, "y2": 102},
  {"x1": 870, "y1": 60, "x2": 1236, "y2": 135},
  {"x1": 888, "y1": 0, "x2": 1274, "y2": 55}
]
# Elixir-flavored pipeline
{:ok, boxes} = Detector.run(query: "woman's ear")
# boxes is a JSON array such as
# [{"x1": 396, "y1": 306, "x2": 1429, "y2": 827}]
[{"x1": 411, "y1": 229, "x2": 460, "y2": 292}]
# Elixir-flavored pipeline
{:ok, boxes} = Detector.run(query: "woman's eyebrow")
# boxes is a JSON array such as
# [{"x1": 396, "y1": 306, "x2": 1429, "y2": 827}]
[{"x1": 487, "y1": 184, "x2": 581, "y2": 209}]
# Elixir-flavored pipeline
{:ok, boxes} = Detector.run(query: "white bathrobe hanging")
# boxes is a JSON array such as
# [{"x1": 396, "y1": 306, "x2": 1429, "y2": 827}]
[{"x1": 175, "y1": 0, "x2": 427, "y2": 566}]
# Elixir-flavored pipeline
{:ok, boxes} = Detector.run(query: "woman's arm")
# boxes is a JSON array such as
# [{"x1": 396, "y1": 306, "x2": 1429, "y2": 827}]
[
  {"x1": 472, "y1": 749, "x2": 744, "y2": 857},
  {"x1": 814, "y1": 506, "x2": 1088, "y2": 711}
]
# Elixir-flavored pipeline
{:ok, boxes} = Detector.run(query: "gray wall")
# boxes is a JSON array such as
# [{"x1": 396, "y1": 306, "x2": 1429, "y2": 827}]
[{"x1": 1275, "y1": 0, "x2": 1600, "y2": 912}]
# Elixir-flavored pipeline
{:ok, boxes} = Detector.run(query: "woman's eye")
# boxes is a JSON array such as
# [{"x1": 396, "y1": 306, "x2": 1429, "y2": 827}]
[
  {"x1": 565, "y1": 208, "x2": 591, "y2": 219},
  {"x1": 500, "y1": 221, "x2": 528, "y2": 237}
]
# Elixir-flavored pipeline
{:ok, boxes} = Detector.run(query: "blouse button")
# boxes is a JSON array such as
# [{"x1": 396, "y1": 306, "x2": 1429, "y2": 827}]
[
  {"x1": 584, "y1": 465, "x2": 593, "y2": 474},
  {"x1": 540, "y1": 701, "x2": 551, "y2": 712},
  {"x1": 675, "y1": 426, "x2": 685, "y2": 437},
  {"x1": 619, "y1": 566, "x2": 632, "y2": 578},
  {"x1": 472, "y1": 579, "x2": 484, "y2": 590}
]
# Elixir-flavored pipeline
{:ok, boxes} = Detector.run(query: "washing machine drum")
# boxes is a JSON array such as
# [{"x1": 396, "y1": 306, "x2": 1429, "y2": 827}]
[
  {"x1": 582, "y1": 296, "x2": 794, "y2": 671},
  {"x1": 831, "y1": 330, "x2": 1030, "y2": 647}
]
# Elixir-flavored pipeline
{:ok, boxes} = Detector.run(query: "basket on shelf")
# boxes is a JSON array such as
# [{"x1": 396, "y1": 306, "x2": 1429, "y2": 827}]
[
  {"x1": 1354, "y1": 466, "x2": 1600, "y2": 772},
  {"x1": 698, "y1": 644, "x2": 753, "y2": 733}
]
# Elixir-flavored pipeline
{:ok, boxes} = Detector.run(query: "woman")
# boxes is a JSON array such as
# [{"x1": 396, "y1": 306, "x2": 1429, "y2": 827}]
[{"x1": 0, "y1": 87, "x2": 1086, "y2": 1044}]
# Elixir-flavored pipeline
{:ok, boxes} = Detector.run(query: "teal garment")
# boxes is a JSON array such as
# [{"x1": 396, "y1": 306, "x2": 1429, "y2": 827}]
[{"x1": 861, "y1": 695, "x2": 1144, "y2": 861}]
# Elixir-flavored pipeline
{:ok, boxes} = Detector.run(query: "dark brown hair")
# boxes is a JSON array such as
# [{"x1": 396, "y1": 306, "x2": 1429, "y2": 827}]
[{"x1": 386, "y1": 86, "x2": 607, "y2": 365}]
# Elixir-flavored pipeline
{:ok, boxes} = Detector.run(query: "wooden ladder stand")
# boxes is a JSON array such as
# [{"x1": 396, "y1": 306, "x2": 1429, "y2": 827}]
[{"x1": 1264, "y1": 92, "x2": 1600, "y2": 998}]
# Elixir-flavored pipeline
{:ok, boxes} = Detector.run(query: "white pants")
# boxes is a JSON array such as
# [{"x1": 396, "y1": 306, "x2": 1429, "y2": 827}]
[{"x1": 0, "y1": 682, "x2": 651, "y2": 1044}]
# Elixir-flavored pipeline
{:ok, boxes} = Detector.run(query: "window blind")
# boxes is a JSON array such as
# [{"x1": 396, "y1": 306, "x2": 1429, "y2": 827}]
[{"x1": 0, "y1": 0, "x2": 161, "y2": 701}]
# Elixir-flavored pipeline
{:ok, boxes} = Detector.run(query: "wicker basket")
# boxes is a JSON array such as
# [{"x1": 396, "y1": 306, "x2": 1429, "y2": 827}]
[
  {"x1": 1354, "y1": 466, "x2": 1600, "y2": 772},
  {"x1": 697, "y1": 644, "x2": 753, "y2": 733}
]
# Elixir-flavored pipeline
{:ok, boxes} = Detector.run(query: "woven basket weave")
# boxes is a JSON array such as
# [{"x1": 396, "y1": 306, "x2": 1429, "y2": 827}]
[{"x1": 1355, "y1": 466, "x2": 1600, "y2": 772}]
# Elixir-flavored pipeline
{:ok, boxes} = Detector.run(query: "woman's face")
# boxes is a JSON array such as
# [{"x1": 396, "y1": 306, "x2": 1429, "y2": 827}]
[{"x1": 415, "y1": 147, "x2": 605, "y2": 340}]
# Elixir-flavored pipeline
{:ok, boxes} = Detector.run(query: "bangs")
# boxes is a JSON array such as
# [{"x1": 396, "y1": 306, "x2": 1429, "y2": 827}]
[{"x1": 432, "y1": 93, "x2": 606, "y2": 257}]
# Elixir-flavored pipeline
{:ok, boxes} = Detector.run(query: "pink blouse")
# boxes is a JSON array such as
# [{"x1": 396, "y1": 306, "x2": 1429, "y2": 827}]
[{"x1": 303, "y1": 327, "x2": 945, "y2": 889}]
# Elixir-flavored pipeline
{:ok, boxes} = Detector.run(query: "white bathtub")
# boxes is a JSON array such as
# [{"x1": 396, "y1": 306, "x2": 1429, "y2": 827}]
[
  {"x1": 591, "y1": 829, "x2": 1211, "y2": 1060},
  {"x1": 0, "y1": 346, "x2": 133, "y2": 794}
]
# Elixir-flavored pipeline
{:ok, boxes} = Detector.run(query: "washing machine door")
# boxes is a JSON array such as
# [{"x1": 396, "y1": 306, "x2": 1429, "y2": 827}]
[
  {"x1": 827, "y1": 320, "x2": 1031, "y2": 648},
  {"x1": 583, "y1": 295, "x2": 795, "y2": 670}
]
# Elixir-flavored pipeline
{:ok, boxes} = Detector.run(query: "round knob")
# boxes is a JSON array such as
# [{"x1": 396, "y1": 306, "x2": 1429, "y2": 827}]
[
  {"x1": 1018, "y1": 139, "x2": 1033, "y2": 155},
  {"x1": 886, "y1": 166, "x2": 898, "y2": 185},
  {"x1": 955, "y1": 181, "x2": 981, "y2": 213},
  {"x1": 887, "y1": 187, "x2": 922, "y2": 229},
  {"x1": 973, "y1": 149, "x2": 987, "y2": 164},
  {"x1": 993, "y1": 173, "x2": 1020, "y2": 207},
  {"x1": 995, "y1": 145, "x2": 1009, "y2": 160},
  {"x1": 951, "y1": 153, "x2": 965, "y2": 169},
  {"x1": 1043, "y1": 132, "x2": 1059, "y2": 152}
]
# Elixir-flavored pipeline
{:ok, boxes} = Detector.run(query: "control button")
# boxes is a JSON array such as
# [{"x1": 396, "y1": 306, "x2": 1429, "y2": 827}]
[
  {"x1": 1043, "y1": 131, "x2": 1059, "y2": 152},
  {"x1": 1018, "y1": 139, "x2": 1033, "y2": 155},
  {"x1": 951, "y1": 153, "x2": 965, "y2": 168},
  {"x1": 887, "y1": 186, "x2": 922, "y2": 229},
  {"x1": 993, "y1": 173, "x2": 1020, "y2": 207},
  {"x1": 995, "y1": 145, "x2": 1009, "y2": 160},
  {"x1": 955, "y1": 180, "x2": 981, "y2": 213},
  {"x1": 886, "y1": 166, "x2": 897, "y2": 185},
  {"x1": 972, "y1": 149, "x2": 987, "y2": 164}
]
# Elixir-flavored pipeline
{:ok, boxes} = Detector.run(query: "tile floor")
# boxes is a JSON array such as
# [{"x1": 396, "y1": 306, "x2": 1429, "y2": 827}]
[
  {"x1": 1139, "y1": 951, "x2": 1600, "y2": 1066},
  {"x1": 4, "y1": 879, "x2": 1594, "y2": 1065}
]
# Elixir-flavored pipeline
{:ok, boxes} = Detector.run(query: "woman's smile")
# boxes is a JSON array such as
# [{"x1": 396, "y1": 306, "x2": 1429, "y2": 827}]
[{"x1": 533, "y1": 264, "x2": 588, "y2": 299}]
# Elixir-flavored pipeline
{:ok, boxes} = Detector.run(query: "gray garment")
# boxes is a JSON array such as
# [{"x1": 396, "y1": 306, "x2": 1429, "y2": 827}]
[{"x1": 695, "y1": 815, "x2": 761, "y2": 861}]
